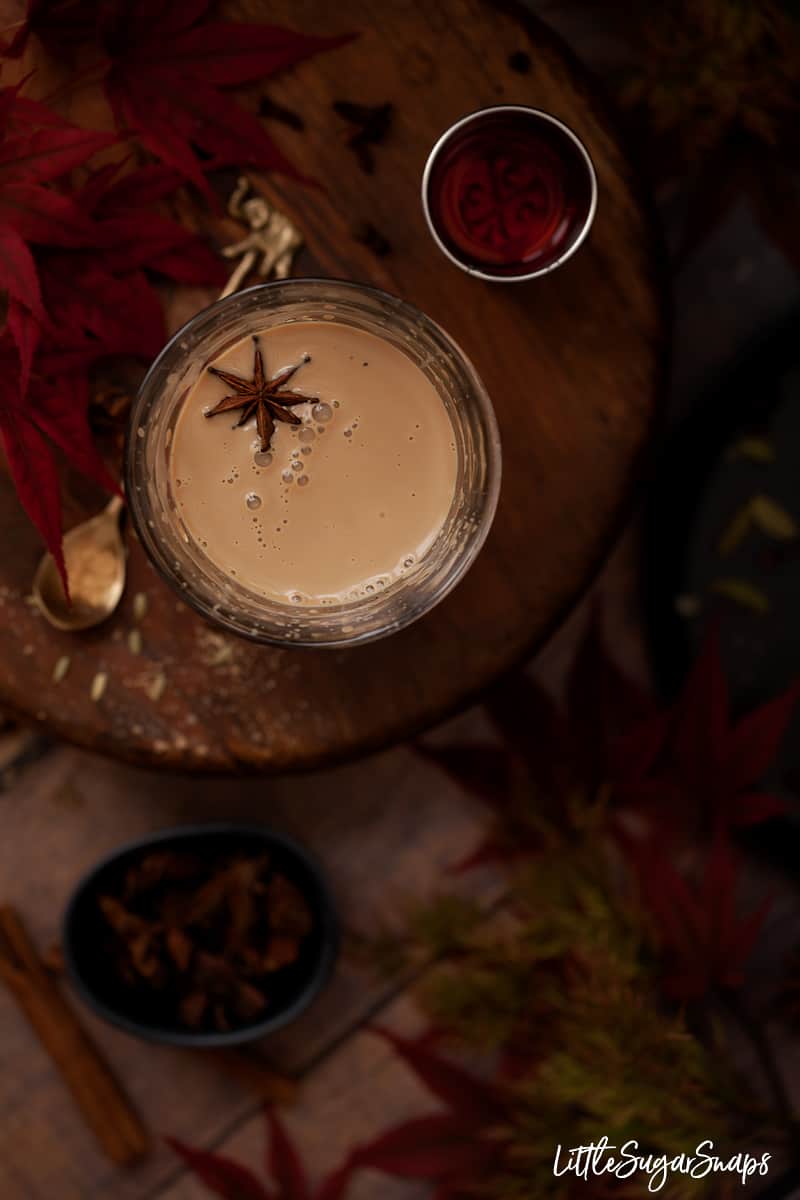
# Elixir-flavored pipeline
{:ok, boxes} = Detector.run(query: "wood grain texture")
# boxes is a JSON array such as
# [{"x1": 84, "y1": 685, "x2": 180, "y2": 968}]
[{"x1": 0, "y1": 0, "x2": 667, "y2": 771}]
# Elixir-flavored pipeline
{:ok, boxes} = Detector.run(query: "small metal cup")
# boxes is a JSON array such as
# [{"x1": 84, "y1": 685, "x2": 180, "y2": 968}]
[{"x1": 421, "y1": 105, "x2": 598, "y2": 283}]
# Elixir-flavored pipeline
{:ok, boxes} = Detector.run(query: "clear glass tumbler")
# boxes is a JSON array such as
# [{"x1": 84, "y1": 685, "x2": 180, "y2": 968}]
[{"x1": 125, "y1": 278, "x2": 501, "y2": 647}]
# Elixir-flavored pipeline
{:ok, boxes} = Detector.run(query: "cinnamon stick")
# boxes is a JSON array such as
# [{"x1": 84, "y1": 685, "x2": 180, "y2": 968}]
[
  {"x1": 0, "y1": 905, "x2": 148, "y2": 1166},
  {"x1": 0, "y1": 905, "x2": 52, "y2": 983}
]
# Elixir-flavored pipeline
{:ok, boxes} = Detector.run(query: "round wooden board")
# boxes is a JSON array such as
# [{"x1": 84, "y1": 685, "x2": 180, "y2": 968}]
[{"x1": 0, "y1": 0, "x2": 667, "y2": 772}]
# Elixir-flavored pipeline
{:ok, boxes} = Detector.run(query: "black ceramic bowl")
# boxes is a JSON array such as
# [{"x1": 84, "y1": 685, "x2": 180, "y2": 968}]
[{"x1": 62, "y1": 824, "x2": 339, "y2": 1047}]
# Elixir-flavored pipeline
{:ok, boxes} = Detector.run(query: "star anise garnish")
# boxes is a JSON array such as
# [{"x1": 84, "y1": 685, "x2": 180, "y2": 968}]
[
  {"x1": 97, "y1": 847, "x2": 314, "y2": 1034},
  {"x1": 205, "y1": 336, "x2": 314, "y2": 452}
]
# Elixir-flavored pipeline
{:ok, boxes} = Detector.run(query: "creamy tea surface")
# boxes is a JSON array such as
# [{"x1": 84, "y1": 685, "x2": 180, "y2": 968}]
[{"x1": 169, "y1": 321, "x2": 458, "y2": 604}]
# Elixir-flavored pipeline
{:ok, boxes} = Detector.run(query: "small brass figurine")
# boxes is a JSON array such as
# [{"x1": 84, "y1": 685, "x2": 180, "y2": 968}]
[{"x1": 220, "y1": 176, "x2": 303, "y2": 297}]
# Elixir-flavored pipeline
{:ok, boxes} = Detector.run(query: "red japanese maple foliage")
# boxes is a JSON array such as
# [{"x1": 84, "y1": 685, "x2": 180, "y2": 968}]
[
  {"x1": 419, "y1": 607, "x2": 663, "y2": 871},
  {"x1": 0, "y1": 81, "x2": 111, "y2": 337},
  {"x1": 167, "y1": 1108, "x2": 352, "y2": 1200},
  {"x1": 620, "y1": 831, "x2": 772, "y2": 1003},
  {"x1": 347, "y1": 1029, "x2": 509, "y2": 1196},
  {"x1": 618, "y1": 625, "x2": 800, "y2": 836},
  {"x1": 0, "y1": 85, "x2": 119, "y2": 586},
  {"x1": 8, "y1": 0, "x2": 354, "y2": 193},
  {"x1": 167, "y1": 1037, "x2": 509, "y2": 1200},
  {"x1": 77, "y1": 160, "x2": 226, "y2": 284},
  {"x1": 0, "y1": 3, "x2": 354, "y2": 588},
  {"x1": 0, "y1": 79, "x2": 217, "y2": 589},
  {"x1": 421, "y1": 615, "x2": 799, "y2": 870}
]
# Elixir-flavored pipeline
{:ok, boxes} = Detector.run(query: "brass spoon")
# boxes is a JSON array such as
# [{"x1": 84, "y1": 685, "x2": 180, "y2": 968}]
[{"x1": 33, "y1": 495, "x2": 126, "y2": 632}]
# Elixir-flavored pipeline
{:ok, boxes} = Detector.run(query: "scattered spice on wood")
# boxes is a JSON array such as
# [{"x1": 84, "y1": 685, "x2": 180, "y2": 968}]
[
  {"x1": 205, "y1": 336, "x2": 315, "y2": 453},
  {"x1": 209, "y1": 641, "x2": 234, "y2": 666},
  {"x1": 258, "y1": 94, "x2": 305, "y2": 131},
  {"x1": 96, "y1": 848, "x2": 314, "y2": 1034},
  {"x1": 332, "y1": 100, "x2": 393, "y2": 174},
  {"x1": 0, "y1": 904, "x2": 148, "y2": 1165},
  {"x1": 90, "y1": 671, "x2": 108, "y2": 702},
  {"x1": 52, "y1": 655, "x2": 71, "y2": 683},
  {"x1": 132, "y1": 592, "x2": 148, "y2": 622},
  {"x1": 508, "y1": 50, "x2": 531, "y2": 73},
  {"x1": 147, "y1": 671, "x2": 167, "y2": 702},
  {"x1": 128, "y1": 629, "x2": 143, "y2": 655},
  {"x1": 710, "y1": 577, "x2": 769, "y2": 613},
  {"x1": 353, "y1": 220, "x2": 393, "y2": 257}
]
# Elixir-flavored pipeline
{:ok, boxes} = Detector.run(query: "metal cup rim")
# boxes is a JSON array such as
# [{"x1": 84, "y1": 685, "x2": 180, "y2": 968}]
[{"x1": 420, "y1": 104, "x2": 598, "y2": 283}]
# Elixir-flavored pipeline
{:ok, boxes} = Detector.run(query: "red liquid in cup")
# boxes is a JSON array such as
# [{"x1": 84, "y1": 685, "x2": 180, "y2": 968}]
[{"x1": 425, "y1": 109, "x2": 594, "y2": 277}]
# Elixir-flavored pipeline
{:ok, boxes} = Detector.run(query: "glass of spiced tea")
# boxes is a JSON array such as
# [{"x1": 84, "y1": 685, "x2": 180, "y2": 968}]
[
  {"x1": 126, "y1": 278, "x2": 501, "y2": 647},
  {"x1": 422, "y1": 105, "x2": 598, "y2": 282}
]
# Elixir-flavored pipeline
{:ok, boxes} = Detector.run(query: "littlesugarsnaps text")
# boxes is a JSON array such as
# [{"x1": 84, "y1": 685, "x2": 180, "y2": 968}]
[{"x1": 553, "y1": 1138, "x2": 770, "y2": 1192}]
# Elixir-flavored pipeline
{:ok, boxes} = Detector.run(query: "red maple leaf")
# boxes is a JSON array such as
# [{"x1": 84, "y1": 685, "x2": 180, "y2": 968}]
[
  {"x1": 0, "y1": 78, "x2": 119, "y2": 556},
  {"x1": 0, "y1": 78, "x2": 116, "y2": 388},
  {"x1": 37, "y1": 260, "x2": 166, "y2": 370},
  {"x1": 0, "y1": 6, "x2": 356, "y2": 588},
  {"x1": 76, "y1": 160, "x2": 226, "y2": 284},
  {"x1": 7, "y1": 4, "x2": 355, "y2": 192},
  {"x1": 0, "y1": 79, "x2": 112, "y2": 360},
  {"x1": 621, "y1": 626, "x2": 800, "y2": 836},
  {"x1": 621, "y1": 831, "x2": 772, "y2": 1003},
  {"x1": 347, "y1": 1029, "x2": 508, "y2": 1197},
  {"x1": 6, "y1": 293, "x2": 39, "y2": 395},
  {"x1": 419, "y1": 607, "x2": 660, "y2": 870},
  {"x1": 21, "y1": 160, "x2": 219, "y2": 385},
  {"x1": 167, "y1": 1108, "x2": 352, "y2": 1200},
  {"x1": 97, "y1": 2, "x2": 354, "y2": 193},
  {"x1": 0, "y1": 357, "x2": 118, "y2": 591},
  {"x1": 0, "y1": 76, "x2": 211, "y2": 591}
]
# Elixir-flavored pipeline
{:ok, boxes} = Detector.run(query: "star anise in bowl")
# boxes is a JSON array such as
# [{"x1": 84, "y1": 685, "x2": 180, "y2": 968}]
[{"x1": 62, "y1": 826, "x2": 338, "y2": 1045}]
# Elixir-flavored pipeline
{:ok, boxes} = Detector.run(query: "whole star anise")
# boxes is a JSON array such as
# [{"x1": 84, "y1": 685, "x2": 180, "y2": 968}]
[{"x1": 205, "y1": 336, "x2": 314, "y2": 451}]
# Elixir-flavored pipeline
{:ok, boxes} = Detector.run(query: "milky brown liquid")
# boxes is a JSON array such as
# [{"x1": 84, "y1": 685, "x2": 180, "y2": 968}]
[{"x1": 169, "y1": 322, "x2": 458, "y2": 604}]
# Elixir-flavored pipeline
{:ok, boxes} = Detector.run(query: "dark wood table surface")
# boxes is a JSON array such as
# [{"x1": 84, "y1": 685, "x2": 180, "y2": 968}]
[{"x1": 0, "y1": 0, "x2": 667, "y2": 772}]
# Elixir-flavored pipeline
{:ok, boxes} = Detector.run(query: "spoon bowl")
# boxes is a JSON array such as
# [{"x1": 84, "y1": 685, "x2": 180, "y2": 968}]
[{"x1": 33, "y1": 495, "x2": 126, "y2": 632}]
